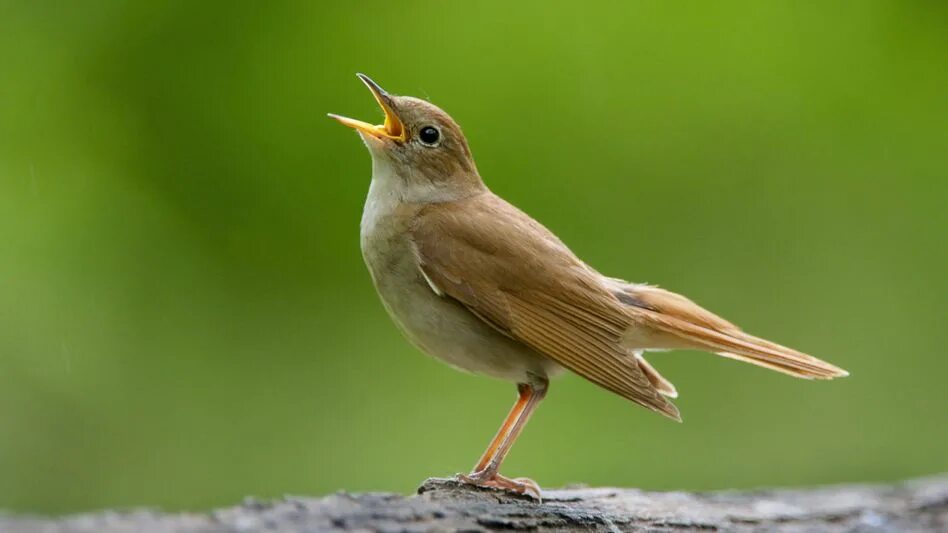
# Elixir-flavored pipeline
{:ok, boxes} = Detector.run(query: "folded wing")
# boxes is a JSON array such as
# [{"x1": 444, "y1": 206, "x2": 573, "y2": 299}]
[{"x1": 410, "y1": 193, "x2": 680, "y2": 420}]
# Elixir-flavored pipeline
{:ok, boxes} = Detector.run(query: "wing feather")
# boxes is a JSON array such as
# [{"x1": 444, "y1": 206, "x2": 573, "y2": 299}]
[{"x1": 412, "y1": 193, "x2": 679, "y2": 420}]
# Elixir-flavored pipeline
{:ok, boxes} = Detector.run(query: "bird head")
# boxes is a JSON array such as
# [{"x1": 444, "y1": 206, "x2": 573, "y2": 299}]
[{"x1": 329, "y1": 74, "x2": 483, "y2": 201}]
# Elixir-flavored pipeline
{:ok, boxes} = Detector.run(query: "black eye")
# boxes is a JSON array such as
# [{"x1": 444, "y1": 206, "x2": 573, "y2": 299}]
[{"x1": 418, "y1": 126, "x2": 440, "y2": 145}]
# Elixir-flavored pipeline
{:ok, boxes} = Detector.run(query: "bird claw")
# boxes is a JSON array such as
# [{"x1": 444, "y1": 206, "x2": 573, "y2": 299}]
[{"x1": 456, "y1": 471, "x2": 542, "y2": 501}]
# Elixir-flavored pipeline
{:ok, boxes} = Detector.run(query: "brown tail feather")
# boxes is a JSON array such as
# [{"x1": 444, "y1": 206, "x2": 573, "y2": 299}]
[
  {"x1": 614, "y1": 282, "x2": 849, "y2": 380},
  {"x1": 643, "y1": 310, "x2": 848, "y2": 378},
  {"x1": 643, "y1": 310, "x2": 848, "y2": 379},
  {"x1": 635, "y1": 352, "x2": 678, "y2": 398},
  {"x1": 715, "y1": 352, "x2": 824, "y2": 379}
]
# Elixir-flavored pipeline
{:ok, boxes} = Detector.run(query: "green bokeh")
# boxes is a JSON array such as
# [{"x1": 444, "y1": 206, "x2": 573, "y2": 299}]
[{"x1": 1, "y1": 1, "x2": 946, "y2": 514}]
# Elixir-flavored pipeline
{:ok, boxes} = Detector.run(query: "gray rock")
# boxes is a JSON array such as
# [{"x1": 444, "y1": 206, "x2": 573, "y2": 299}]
[{"x1": 2, "y1": 475, "x2": 946, "y2": 532}]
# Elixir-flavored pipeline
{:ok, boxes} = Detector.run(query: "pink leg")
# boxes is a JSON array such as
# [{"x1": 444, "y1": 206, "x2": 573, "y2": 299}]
[{"x1": 457, "y1": 380, "x2": 548, "y2": 500}]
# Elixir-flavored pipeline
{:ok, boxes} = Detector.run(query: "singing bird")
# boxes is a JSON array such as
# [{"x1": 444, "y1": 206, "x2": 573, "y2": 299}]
[{"x1": 329, "y1": 74, "x2": 848, "y2": 500}]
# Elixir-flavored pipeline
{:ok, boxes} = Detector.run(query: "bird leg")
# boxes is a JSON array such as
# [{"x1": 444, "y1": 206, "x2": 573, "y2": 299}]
[{"x1": 457, "y1": 380, "x2": 548, "y2": 500}]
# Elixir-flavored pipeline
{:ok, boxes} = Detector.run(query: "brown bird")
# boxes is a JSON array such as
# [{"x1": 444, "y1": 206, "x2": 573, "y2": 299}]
[{"x1": 329, "y1": 74, "x2": 848, "y2": 500}]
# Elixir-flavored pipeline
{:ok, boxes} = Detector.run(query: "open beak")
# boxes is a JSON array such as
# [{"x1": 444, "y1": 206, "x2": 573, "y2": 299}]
[{"x1": 328, "y1": 74, "x2": 406, "y2": 141}]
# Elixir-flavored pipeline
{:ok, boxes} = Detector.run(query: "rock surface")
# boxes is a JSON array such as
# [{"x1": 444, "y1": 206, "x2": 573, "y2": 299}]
[{"x1": 3, "y1": 475, "x2": 946, "y2": 532}]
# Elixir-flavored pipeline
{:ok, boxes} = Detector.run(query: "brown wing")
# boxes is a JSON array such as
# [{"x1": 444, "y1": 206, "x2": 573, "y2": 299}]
[{"x1": 410, "y1": 193, "x2": 680, "y2": 420}]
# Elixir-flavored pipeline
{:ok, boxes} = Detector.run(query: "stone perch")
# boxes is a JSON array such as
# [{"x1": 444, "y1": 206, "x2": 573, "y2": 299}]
[{"x1": 3, "y1": 475, "x2": 946, "y2": 532}]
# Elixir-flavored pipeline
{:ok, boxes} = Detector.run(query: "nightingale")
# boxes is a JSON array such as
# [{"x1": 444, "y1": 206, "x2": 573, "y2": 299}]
[{"x1": 329, "y1": 74, "x2": 848, "y2": 500}]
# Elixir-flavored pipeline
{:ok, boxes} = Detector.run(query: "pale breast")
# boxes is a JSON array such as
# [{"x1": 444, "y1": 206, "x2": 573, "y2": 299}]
[{"x1": 359, "y1": 180, "x2": 558, "y2": 383}]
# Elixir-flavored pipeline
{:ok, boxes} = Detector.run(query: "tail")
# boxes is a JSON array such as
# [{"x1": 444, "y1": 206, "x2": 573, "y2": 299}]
[
  {"x1": 696, "y1": 329, "x2": 847, "y2": 380},
  {"x1": 634, "y1": 351, "x2": 679, "y2": 397},
  {"x1": 612, "y1": 282, "x2": 848, "y2": 380}
]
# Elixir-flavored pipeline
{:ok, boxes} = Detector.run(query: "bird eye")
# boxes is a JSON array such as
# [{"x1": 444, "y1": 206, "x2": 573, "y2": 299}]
[{"x1": 418, "y1": 126, "x2": 440, "y2": 146}]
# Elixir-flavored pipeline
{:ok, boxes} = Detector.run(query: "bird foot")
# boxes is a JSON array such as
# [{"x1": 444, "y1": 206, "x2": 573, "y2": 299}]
[{"x1": 456, "y1": 470, "x2": 542, "y2": 501}]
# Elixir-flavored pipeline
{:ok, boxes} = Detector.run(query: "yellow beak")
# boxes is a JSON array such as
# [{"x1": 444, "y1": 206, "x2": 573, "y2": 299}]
[{"x1": 328, "y1": 74, "x2": 406, "y2": 141}]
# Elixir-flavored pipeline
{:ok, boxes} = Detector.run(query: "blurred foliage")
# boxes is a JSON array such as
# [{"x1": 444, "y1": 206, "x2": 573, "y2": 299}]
[{"x1": 0, "y1": 0, "x2": 946, "y2": 515}]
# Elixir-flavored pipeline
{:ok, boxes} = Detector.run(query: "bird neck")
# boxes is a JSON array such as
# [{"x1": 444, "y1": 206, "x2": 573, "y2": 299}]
[{"x1": 370, "y1": 155, "x2": 486, "y2": 204}]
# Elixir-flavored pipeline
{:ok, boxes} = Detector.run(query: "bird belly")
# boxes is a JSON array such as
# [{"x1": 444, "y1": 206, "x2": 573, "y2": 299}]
[{"x1": 361, "y1": 232, "x2": 558, "y2": 383}]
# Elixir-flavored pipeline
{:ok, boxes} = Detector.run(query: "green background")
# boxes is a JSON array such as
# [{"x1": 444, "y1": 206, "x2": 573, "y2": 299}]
[{"x1": 1, "y1": 1, "x2": 946, "y2": 514}]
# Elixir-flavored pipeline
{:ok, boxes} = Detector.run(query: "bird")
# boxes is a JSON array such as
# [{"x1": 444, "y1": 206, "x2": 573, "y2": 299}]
[{"x1": 328, "y1": 74, "x2": 848, "y2": 500}]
